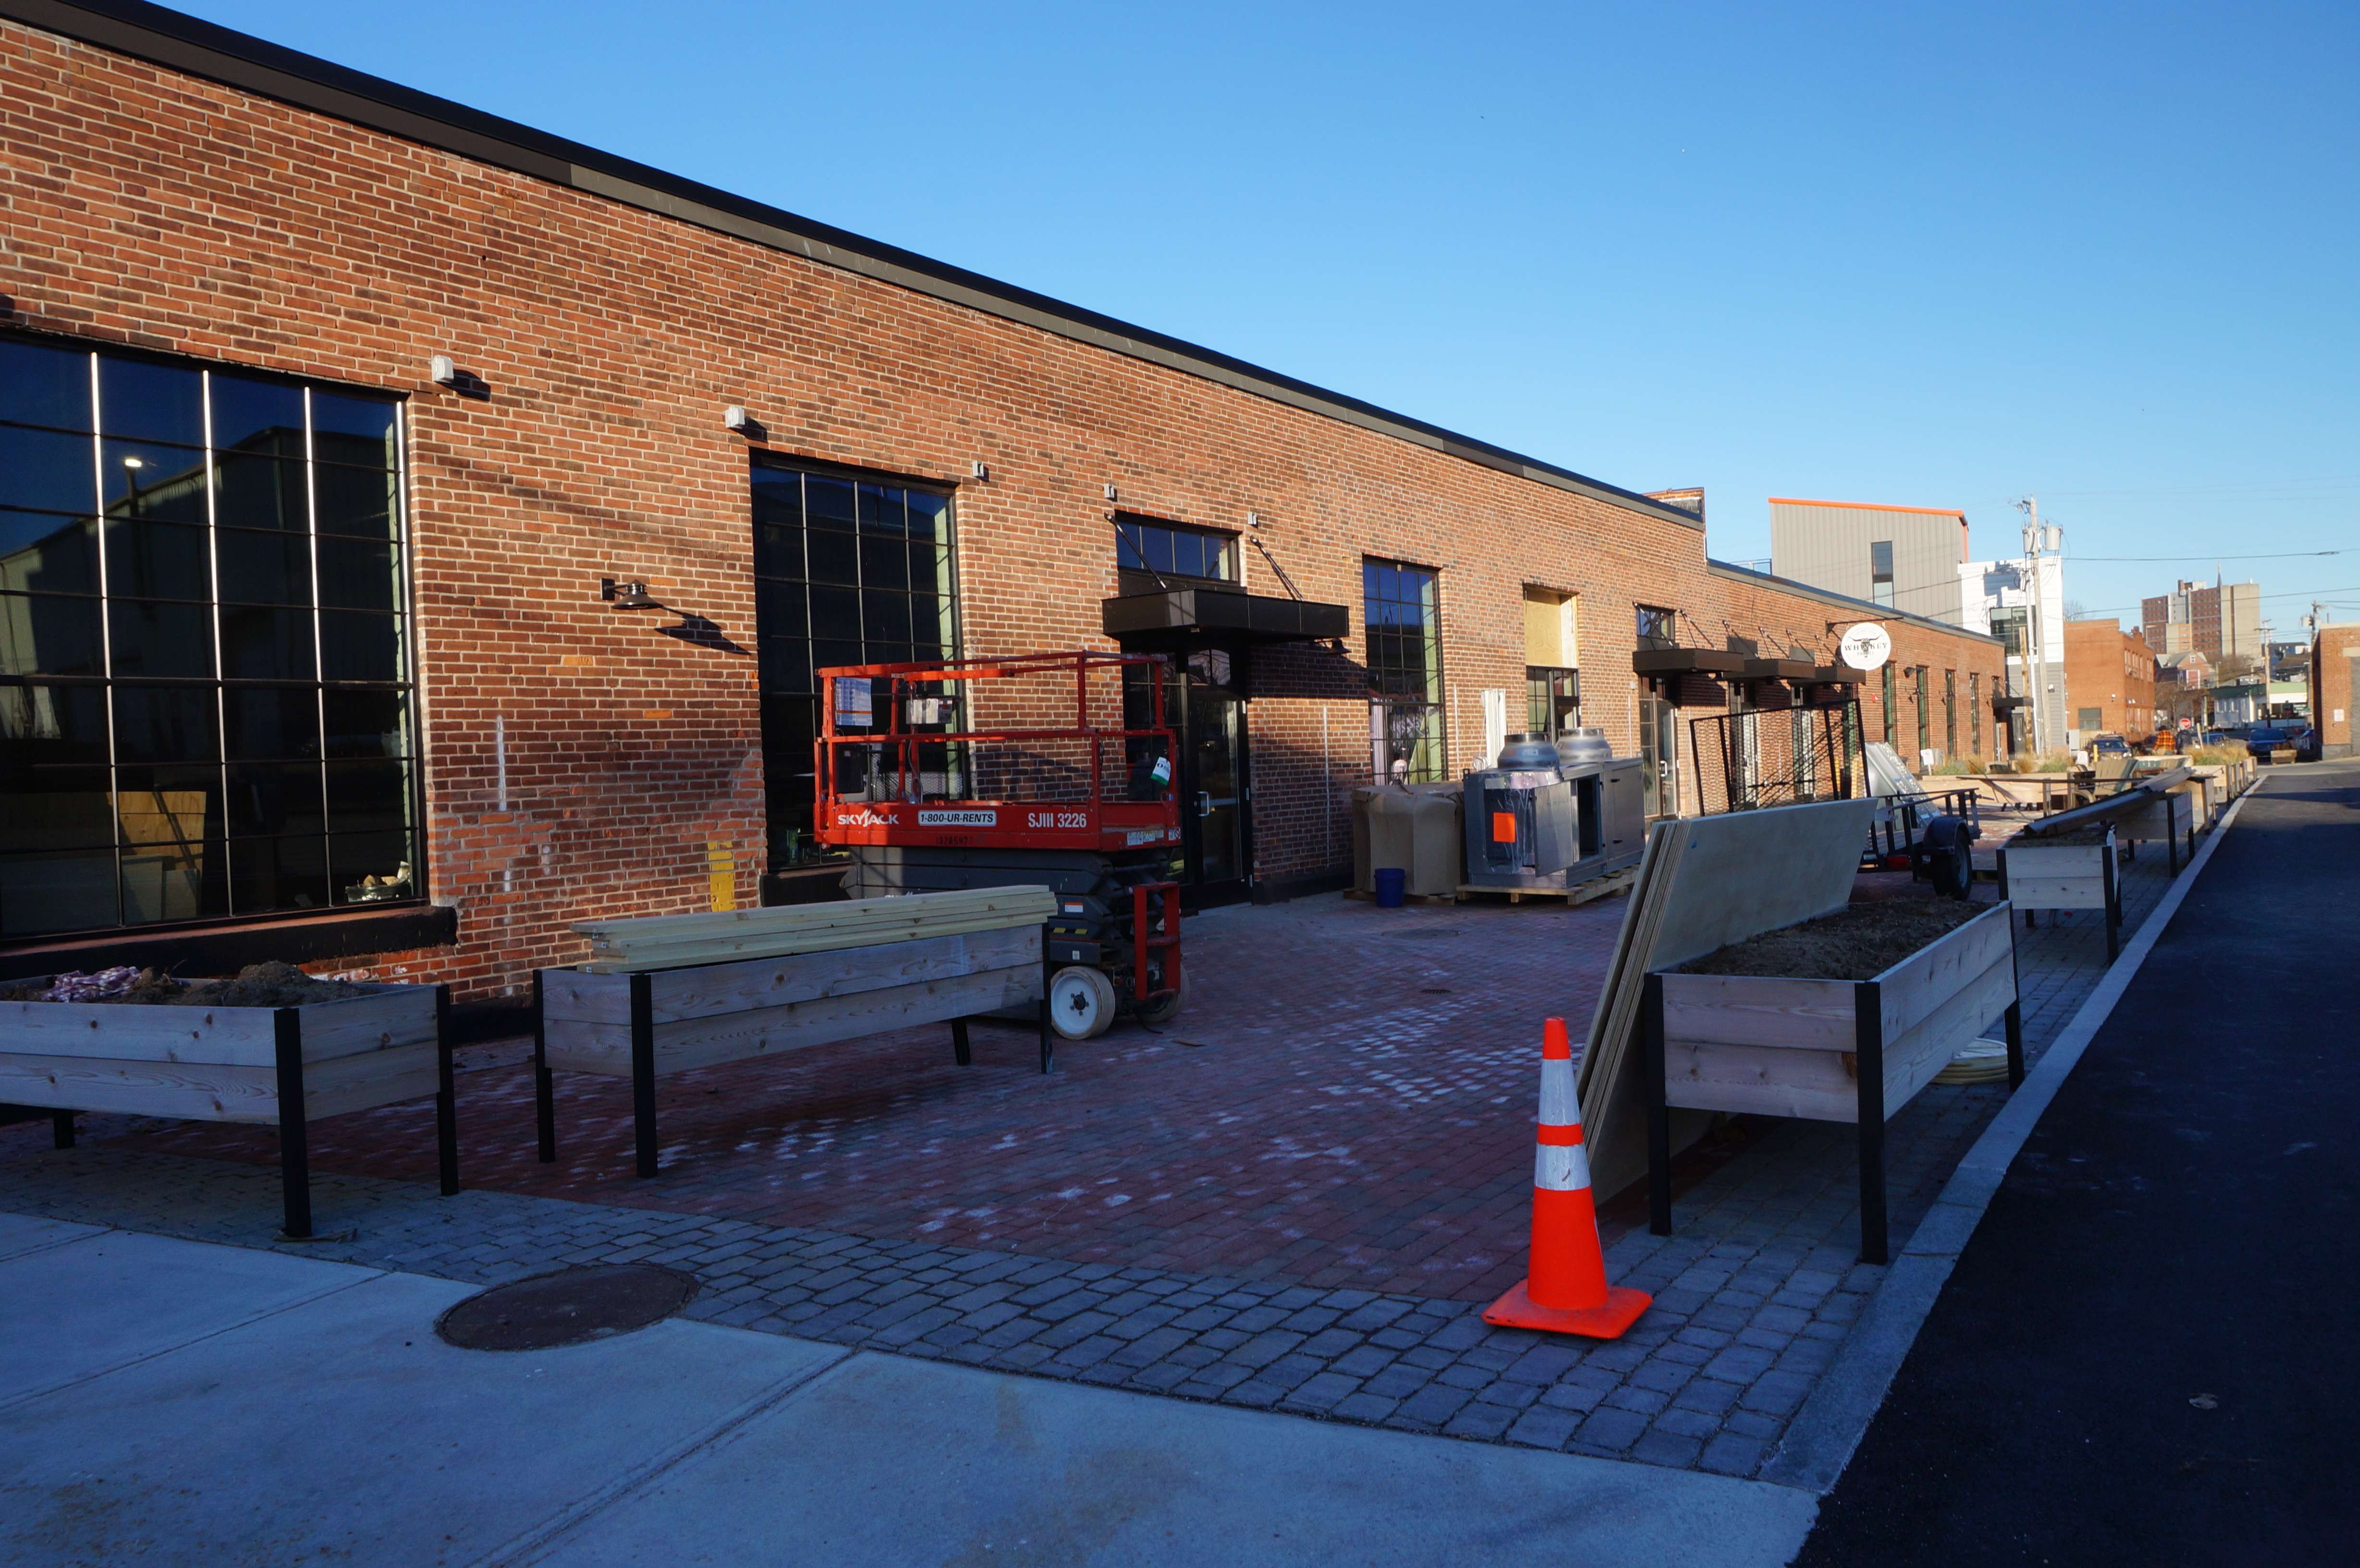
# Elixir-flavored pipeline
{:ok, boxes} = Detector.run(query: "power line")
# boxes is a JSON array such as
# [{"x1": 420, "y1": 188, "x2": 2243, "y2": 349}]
[{"x1": 2067, "y1": 549, "x2": 2343, "y2": 563}]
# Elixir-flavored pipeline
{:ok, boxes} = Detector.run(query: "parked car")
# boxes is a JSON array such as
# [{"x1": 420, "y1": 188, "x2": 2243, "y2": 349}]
[
  {"x1": 2294, "y1": 727, "x2": 2323, "y2": 762},
  {"x1": 2247, "y1": 725, "x2": 2291, "y2": 762},
  {"x1": 2201, "y1": 729, "x2": 2230, "y2": 747},
  {"x1": 2090, "y1": 733, "x2": 2132, "y2": 758}
]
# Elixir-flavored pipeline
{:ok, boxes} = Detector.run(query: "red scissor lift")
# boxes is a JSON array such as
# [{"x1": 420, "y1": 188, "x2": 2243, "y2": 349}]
[{"x1": 811, "y1": 649, "x2": 1185, "y2": 1040}]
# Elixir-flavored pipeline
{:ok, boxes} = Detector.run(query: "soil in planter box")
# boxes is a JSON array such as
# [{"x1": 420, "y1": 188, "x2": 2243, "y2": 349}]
[
  {"x1": 0, "y1": 961, "x2": 366, "y2": 1007},
  {"x1": 2017, "y1": 824, "x2": 2113, "y2": 846},
  {"x1": 1679, "y1": 899, "x2": 1988, "y2": 982}
]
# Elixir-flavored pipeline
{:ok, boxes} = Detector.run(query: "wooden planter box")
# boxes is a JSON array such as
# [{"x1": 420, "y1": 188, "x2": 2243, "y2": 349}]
[
  {"x1": 1641, "y1": 902, "x2": 2022, "y2": 1263},
  {"x1": 536, "y1": 925, "x2": 1045, "y2": 1176},
  {"x1": 0, "y1": 982, "x2": 455, "y2": 1238},
  {"x1": 2119, "y1": 788, "x2": 2196, "y2": 870},
  {"x1": 2001, "y1": 830, "x2": 2124, "y2": 959}
]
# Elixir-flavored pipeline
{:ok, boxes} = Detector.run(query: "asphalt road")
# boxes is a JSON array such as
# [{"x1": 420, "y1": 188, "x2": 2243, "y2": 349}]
[{"x1": 1797, "y1": 758, "x2": 2360, "y2": 1565}]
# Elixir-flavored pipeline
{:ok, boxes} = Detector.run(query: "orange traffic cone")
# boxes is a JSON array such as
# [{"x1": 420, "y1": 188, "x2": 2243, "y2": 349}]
[{"x1": 1482, "y1": 1017, "x2": 1652, "y2": 1339}]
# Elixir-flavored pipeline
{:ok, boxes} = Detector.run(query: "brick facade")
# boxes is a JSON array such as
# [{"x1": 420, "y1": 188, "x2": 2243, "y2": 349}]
[
  {"x1": 0, "y1": 16, "x2": 2001, "y2": 998},
  {"x1": 2062, "y1": 621, "x2": 2159, "y2": 741},
  {"x1": 2311, "y1": 625, "x2": 2360, "y2": 758}
]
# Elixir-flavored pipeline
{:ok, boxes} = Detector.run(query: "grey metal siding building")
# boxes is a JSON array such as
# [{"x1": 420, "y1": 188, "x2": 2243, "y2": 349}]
[{"x1": 1769, "y1": 498, "x2": 1970, "y2": 627}]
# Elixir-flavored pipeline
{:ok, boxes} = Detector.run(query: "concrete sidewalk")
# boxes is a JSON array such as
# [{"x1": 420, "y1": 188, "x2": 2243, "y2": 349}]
[{"x1": 0, "y1": 1213, "x2": 1818, "y2": 1568}]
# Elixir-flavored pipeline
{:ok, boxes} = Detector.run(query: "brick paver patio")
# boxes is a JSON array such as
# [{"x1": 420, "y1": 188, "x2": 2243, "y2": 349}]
[{"x1": 0, "y1": 805, "x2": 2209, "y2": 1479}]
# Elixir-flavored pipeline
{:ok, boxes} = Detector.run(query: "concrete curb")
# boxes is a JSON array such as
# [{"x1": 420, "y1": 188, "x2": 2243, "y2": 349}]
[{"x1": 1759, "y1": 776, "x2": 2264, "y2": 1494}]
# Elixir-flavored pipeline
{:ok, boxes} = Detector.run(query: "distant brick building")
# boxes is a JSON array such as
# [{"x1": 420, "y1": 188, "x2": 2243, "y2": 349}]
[
  {"x1": 2312, "y1": 625, "x2": 2360, "y2": 758},
  {"x1": 0, "y1": 3, "x2": 2002, "y2": 998},
  {"x1": 2063, "y1": 621, "x2": 2158, "y2": 740},
  {"x1": 2143, "y1": 580, "x2": 2261, "y2": 665}
]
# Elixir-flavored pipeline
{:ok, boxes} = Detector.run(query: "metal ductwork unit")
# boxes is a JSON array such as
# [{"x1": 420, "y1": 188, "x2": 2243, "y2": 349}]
[{"x1": 1461, "y1": 732, "x2": 1646, "y2": 893}]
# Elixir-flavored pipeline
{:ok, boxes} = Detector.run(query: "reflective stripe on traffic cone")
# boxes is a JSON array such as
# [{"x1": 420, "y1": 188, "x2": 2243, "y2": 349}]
[{"x1": 1482, "y1": 1017, "x2": 1652, "y2": 1339}]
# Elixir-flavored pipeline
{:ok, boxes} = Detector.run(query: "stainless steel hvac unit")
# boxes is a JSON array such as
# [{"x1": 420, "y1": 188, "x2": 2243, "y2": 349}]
[
  {"x1": 1461, "y1": 731, "x2": 1646, "y2": 893},
  {"x1": 1555, "y1": 727, "x2": 1647, "y2": 880}
]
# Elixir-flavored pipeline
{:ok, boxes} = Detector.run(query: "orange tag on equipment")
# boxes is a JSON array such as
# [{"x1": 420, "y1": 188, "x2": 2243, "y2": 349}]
[{"x1": 1493, "y1": 811, "x2": 1517, "y2": 843}]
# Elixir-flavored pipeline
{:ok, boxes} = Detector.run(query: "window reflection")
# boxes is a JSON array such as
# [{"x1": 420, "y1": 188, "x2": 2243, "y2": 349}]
[{"x1": 0, "y1": 338, "x2": 419, "y2": 936}]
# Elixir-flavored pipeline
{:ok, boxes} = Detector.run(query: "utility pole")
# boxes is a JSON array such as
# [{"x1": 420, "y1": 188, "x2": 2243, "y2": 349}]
[{"x1": 2014, "y1": 498, "x2": 2058, "y2": 755}]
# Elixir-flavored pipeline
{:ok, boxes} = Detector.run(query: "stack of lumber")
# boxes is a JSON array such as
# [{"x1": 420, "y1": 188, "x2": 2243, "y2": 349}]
[
  {"x1": 1573, "y1": 799, "x2": 1877, "y2": 1200},
  {"x1": 573, "y1": 887, "x2": 1056, "y2": 974}
]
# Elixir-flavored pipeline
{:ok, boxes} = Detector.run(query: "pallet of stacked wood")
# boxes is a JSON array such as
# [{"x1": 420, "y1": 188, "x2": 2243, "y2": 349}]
[{"x1": 538, "y1": 887, "x2": 1057, "y2": 1176}]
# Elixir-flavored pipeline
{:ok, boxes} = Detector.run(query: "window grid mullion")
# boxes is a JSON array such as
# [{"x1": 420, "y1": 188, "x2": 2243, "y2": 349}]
[
  {"x1": 203, "y1": 369, "x2": 234, "y2": 916},
  {"x1": 86, "y1": 351, "x2": 124, "y2": 928},
  {"x1": 305, "y1": 389, "x2": 332, "y2": 898}
]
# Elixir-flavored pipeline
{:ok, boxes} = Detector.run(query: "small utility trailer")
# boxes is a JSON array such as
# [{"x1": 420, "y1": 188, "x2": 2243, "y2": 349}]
[{"x1": 812, "y1": 649, "x2": 1186, "y2": 1041}]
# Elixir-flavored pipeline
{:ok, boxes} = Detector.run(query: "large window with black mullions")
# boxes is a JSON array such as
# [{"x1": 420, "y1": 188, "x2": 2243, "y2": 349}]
[
  {"x1": 750, "y1": 455, "x2": 959, "y2": 867},
  {"x1": 1364, "y1": 557, "x2": 1445, "y2": 783},
  {"x1": 0, "y1": 335, "x2": 417, "y2": 940}
]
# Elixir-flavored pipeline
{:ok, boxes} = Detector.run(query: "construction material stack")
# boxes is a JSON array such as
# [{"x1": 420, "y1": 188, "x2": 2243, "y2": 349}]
[{"x1": 573, "y1": 887, "x2": 1058, "y2": 972}]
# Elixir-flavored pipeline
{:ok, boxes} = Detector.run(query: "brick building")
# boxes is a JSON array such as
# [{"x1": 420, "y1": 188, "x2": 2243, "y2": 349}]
[
  {"x1": 2062, "y1": 621, "x2": 2158, "y2": 741},
  {"x1": 0, "y1": 2, "x2": 2002, "y2": 999},
  {"x1": 2311, "y1": 625, "x2": 2360, "y2": 758}
]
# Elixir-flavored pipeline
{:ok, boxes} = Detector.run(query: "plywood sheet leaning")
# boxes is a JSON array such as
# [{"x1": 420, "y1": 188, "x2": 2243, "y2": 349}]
[{"x1": 1574, "y1": 798, "x2": 1877, "y2": 1200}]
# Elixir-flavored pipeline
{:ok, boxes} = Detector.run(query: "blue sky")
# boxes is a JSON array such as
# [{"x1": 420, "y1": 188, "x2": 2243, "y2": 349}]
[{"x1": 178, "y1": 0, "x2": 2360, "y2": 636}]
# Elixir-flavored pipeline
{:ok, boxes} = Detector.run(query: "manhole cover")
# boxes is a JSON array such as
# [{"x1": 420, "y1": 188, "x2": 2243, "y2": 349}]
[{"x1": 436, "y1": 1264, "x2": 696, "y2": 1352}]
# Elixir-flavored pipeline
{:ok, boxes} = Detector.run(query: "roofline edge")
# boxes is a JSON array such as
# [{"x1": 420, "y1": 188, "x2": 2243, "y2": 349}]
[{"x1": 4, "y1": 0, "x2": 1707, "y2": 533}]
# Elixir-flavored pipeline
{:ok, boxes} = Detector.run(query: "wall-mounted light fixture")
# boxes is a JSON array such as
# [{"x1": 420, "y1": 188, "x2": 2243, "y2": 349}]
[
  {"x1": 1246, "y1": 510, "x2": 1264, "y2": 529},
  {"x1": 600, "y1": 577, "x2": 660, "y2": 610},
  {"x1": 971, "y1": 460, "x2": 989, "y2": 481},
  {"x1": 723, "y1": 405, "x2": 750, "y2": 432},
  {"x1": 430, "y1": 355, "x2": 459, "y2": 386},
  {"x1": 1103, "y1": 483, "x2": 1119, "y2": 502}
]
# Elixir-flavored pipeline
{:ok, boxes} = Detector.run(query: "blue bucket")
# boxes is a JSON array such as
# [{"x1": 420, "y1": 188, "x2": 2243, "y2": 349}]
[{"x1": 1373, "y1": 868, "x2": 1407, "y2": 908}]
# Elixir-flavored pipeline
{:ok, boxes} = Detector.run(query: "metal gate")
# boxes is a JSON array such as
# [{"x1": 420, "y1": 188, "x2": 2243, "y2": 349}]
[{"x1": 1688, "y1": 699, "x2": 1863, "y2": 815}]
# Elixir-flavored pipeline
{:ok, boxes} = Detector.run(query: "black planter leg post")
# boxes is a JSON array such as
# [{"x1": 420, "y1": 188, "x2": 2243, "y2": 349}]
[
  {"x1": 1855, "y1": 980, "x2": 1888, "y2": 1266},
  {"x1": 51, "y1": 1112, "x2": 74, "y2": 1150},
  {"x1": 434, "y1": 984, "x2": 458, "y2": 1197},
  {"x1": 1037, "y1": 955, "x2": 1054, "y2": 1076},
  {"x1": 2003, "y1": 999, "x2": 2026, "y2": 1091},
  {"x1": 272, "y1": 1007, "x2": 313, "y2": 1241},
  {"x1": 951, "y1": 1017, "x2": 972, "y2": 1067},
  {"x1": 2103, "y1": 833, "x2": 2122, "y2": 965},
  {"x1": 2167, "y1": 803, "x2": 2180, "y2": 875},
  {"x1": 630, "y1": 972, "x2": 658, "y2": 1178},
  {"x1": 1644, "y1": 972, "x2": 1673, "y2": 1238},
  {"x1": 533, "y1": 969, "x2": 556, "y2": 1164}
]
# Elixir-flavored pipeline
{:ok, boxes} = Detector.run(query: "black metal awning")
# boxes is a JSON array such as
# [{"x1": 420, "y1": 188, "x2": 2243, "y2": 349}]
[
  {"x1": 1740, "y1": 656, "x2": 1821, "y2": 683},
  {"x1": 1632, "y1": 647, "x2": 1749, "y2": 676},
  {"x1": 1103, "y1": 588, "x2": 1349, "y2": 650}
]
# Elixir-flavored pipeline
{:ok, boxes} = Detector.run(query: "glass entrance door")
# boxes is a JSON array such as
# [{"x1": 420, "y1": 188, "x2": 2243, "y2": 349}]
[
  {"x1": 1640, "y1": 685, "x2": 1680, "y2": 817},
  {"x1": 1181, "y1": 676, "x2": 1249, "y2": 897}
]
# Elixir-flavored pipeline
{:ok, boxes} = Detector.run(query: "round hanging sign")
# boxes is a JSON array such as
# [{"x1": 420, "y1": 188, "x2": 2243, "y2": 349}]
[{"x1": 1838, "y1": 623, "x2": 1893, "y2": 672}]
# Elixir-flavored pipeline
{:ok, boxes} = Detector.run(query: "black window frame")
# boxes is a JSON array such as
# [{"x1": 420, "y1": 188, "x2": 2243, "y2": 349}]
[
  {"x1": 1363, "y1": 557, "x2": 1445, "y2": 783},
  {"x1": 1113, "y1": 514, "x2": 1238, "y2": 595},
  {"x1": 750, "y1": 453, "x2": 960, "y2": 869},
  {"x1": 0, "y1": 331, "x2": 421, "y2": 944},
  {"x1": 1526, "y1": 665, "x2": 1580, "y2": 735},
  {"x1": 1635, "y1": 604, "x2": 1679, "y2": 651}
]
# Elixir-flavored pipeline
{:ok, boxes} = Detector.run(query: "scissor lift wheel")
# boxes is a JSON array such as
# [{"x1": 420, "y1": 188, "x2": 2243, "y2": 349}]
[
  {"x1": 1138, "y1": 968, "x2": 1188, "y2": 1026},
  {"x1": 1049, "y1": 965, "x2": 1119, "y2": 1040}
]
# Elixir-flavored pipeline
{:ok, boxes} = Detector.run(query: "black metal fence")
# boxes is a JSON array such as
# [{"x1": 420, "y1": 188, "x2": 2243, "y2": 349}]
[{"x1": 1687, "y1": 698, "x2": 1865, "y2": 815}]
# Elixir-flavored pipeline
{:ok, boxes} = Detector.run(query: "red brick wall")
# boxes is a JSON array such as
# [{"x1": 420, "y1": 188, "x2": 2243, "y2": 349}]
[
  {"x1": 2063, "y1": 622, "x2": 2159, "y2": 741},
  {"x1": 0, "y1": 21, "x2": 2003, "y2": 996},
  {"x1": 2314, "y1": 626, "x2": 2360, "y2": 755}
]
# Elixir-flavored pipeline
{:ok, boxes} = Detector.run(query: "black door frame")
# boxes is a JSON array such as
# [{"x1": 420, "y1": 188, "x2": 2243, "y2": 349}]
[{"x1": 1173, "y1": 650, "x2": 1254, "y2": 909}]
